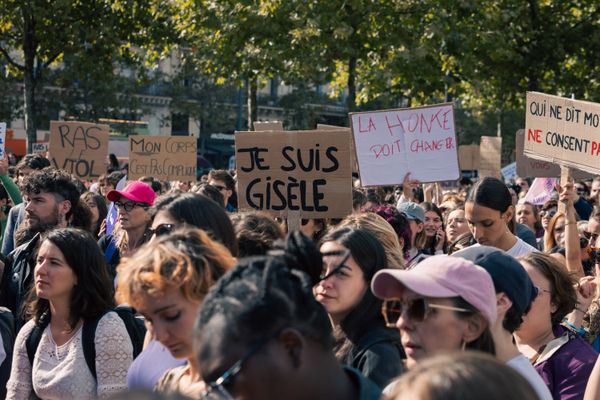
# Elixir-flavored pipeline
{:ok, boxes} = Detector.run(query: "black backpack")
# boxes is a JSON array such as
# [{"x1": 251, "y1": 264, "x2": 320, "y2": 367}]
[{"x1": 26, "y1": 306, "x2": 146, "y2": 379}]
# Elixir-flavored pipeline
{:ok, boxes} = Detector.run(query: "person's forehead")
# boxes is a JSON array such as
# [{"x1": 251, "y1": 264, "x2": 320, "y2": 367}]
[{"x1": 592, "y1": 181, "x2": 600, "y2": 190}]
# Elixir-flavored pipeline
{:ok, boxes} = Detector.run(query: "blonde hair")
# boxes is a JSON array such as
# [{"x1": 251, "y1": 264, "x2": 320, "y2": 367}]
[
  {"x1": 116, "y1": 227, "x2": 235, "y2": 308},
  {"x1": 337, "y1": 212, "x2": 405, "y2": 269}
]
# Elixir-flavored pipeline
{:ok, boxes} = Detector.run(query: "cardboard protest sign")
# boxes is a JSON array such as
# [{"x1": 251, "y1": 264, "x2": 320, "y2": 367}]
[
  {"x1": 48, "y1": 121, "x2": 109, "y2": 179},
  {"x1": 316, "y1": 124, "x2": 358, "y2": 173},
  {"x1": 253, "y1": 121, "x2": 284, "y2": 131},
  {"x1": 525, "y1": 92, "x2": 600, "y2": 174},
  {"x1": 235, "y1": 129, "x2": 352, "y2": 218},
  {"x1": 128, "y1": 135, "x2": 197, "y2": 181},
  {"x1": 349, "y1": 103, "x2": 459, "y2": 186},
  {"x1": 0, "y1": 123, "x2": 5, "y2": 159},
  {"x1": 458, "y1": 144, "x2": 480, "y2": 171},
  {"x1": 479, "y1": 136, "x2": 502, "y2": 179},
  {"x1": 516, "y1": 129, "x2": 592, "y2": 179},
  {"x1": 32, "y1": 142, "x2": 49, "y2": 154}
]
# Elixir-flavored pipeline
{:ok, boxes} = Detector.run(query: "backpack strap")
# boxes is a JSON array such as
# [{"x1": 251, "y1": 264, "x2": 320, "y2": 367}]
[
  {"x1": 26, "y1": 315, "x2": 50, "y2": 366},
  {"x1": 82, "y1": 316, "x2": 102, "y2": 381}
]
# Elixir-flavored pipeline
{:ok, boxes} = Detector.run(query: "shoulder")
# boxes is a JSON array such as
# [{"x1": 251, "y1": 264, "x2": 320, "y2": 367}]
[
  {"x1": 15, "y1": 319, "x2": 36, "y2": 341},
  {"x1": 96, "y1": 311, "x2": 126, "y2": 332}
]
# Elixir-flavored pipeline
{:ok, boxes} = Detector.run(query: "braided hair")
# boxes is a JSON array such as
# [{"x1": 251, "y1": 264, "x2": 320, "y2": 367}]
[{"x1": 195, "y1": 231, "x2": 333, "y2": 350}]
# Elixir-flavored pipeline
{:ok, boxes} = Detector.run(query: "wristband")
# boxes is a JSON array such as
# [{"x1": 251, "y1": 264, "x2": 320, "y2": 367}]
[{"x1": 564, "y1": 220, "x2": 578, "y2": 226}]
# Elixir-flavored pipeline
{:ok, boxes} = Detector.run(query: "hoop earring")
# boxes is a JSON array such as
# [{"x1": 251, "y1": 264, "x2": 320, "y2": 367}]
[{"x1": 461, "y1": 339, "x2": 467, "y2": 351}]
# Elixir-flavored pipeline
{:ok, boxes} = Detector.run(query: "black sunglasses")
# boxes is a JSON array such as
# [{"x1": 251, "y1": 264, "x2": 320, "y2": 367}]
[
  {"x1": 148, "y1": 223, "x2": 175, "y2": 237},
  {"x1": 381, "y1": 298, "x2": 472, "y2": 327}
]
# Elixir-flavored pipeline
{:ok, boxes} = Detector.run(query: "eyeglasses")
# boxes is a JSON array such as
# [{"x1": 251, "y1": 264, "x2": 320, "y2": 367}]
[
  {"x1": 583, "y1": 231, "x2": 600, "y2": 242},
  {"x1": 381, "y1": 298, "x2": 472, "y2": 328},
  {"x1": 534, "y1": 286, "x2": 551, "y2": 298},
  {"x1": 540, "y1": 210, "x2": 557, "y2": 218},
  {"x1": 212, "y1": 184, "x2": 228, "y2": 192},
  {"x1": 114, "y1": 200, "x2": 148, "y2": 212},
  {"x1": 148, "y1": 223, "x2": 175, "y2": 237},
  {"x1": 201, "y1": 328, "x2": 285, "y2": 400},
  {"x1": 318, "y1": 250, "x2": 351, "y2": 282}
]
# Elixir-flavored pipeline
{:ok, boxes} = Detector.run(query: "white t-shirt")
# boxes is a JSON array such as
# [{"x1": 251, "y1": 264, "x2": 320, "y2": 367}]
[
  {"x1": 507, "y1": 354, "x2": 552, "y2": 400},
  {"x1": 472, "y1": 237, "x2": 539, "y2": 258}
]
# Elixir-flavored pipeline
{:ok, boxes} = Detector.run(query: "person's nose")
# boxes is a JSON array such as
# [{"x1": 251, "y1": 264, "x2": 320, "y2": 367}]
[{"x1": 152, "y1": 322, "x2": 170, "y2": 343}]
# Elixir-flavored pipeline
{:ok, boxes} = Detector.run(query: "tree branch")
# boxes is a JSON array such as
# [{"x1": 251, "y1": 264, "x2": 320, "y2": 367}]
[{"x1": 0, "y1": 46, "x2": 25, "y2": 71}]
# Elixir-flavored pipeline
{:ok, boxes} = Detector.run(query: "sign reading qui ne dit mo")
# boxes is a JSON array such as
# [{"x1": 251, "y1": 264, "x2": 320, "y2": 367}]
[
  {"x1": 525, "y1": 92, "x2": 600, "y2": 174},
  {"x1": 48, "y1": 121, "x2": 109, "y2": 179},
  {"x1": 235, "y1": 129, "x2": 352, "y2": 218},
  {"x1": 128, "y1": 135, "x2": 197, "y2": 181},
  {"x1": 349, "y1": 103, "x2": 460, "y2": 186}
]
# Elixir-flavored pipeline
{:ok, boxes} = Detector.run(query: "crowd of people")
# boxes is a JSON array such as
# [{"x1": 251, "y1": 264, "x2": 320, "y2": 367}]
[{"x1": 0, "y1": 151, "x2": 599, "y2": 399}]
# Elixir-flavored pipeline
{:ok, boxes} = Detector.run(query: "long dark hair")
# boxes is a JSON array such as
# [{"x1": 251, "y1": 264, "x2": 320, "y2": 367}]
[
  {"x1": 81, "y1": 191, "x2": 108, "y2": 237},
  {"x1": 320, "y1": 227, "x2": 388, "y2": 361},
  {"x1": 152, "y1": 192, "x2": 238, "y2": 256},
  {"x1": 27, "y1": 228, "x2": 114, "y2": 329},
  {"x1": 466, "y1": 177, "x2": 515, "y2": 233},
  {"x1": 421, "y1": 202, "x2": 447, "y2": 254}
]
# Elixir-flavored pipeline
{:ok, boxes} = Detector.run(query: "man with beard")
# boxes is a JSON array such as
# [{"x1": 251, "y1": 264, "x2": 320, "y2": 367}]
[
  {"x1": 0, "y1": 168, "x2": 80, "y2": 329},
  {"x1": 1, "y1": 154, "x2": 51, "y2": 256}
]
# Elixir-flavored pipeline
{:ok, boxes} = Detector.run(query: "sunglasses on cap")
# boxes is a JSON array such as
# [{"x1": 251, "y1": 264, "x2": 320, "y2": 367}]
[
  {"x1": 381, "y1": 298, "x2": 472, "y2": 327},
  {"x1": 147, "y1": 223, "x2": 175, "y2": 237}
]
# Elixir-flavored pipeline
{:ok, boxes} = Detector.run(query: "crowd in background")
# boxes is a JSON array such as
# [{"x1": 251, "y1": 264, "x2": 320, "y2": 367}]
[{"x1": 0, "y1": 151, "x2": 599, "y2": 399}]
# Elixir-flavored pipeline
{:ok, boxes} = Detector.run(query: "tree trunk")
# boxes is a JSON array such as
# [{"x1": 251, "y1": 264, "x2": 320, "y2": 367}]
[
  {"x1": 23, "y1": 9, "x2": 37, "y2": 154},
  {"x1": 247, "y1": 76, "x2": 258, "y2": 130},
  {"x1": 346, "y1": 56, "x2": 357, "y2": 112}
]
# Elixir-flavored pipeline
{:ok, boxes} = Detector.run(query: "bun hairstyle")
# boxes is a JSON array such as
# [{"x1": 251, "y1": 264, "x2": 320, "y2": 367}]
[{"x1": 195, "y1": 231, "x2": 333, "y2": 350}]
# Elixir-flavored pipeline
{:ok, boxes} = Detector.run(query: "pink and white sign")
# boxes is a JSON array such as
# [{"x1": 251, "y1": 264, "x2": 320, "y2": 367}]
[
  {"x1": 521, "y1": 177, "x2": 558, "y2": 205},
  {"x1": 349, "y1": 103, "x2": 460, "y2": 186}
]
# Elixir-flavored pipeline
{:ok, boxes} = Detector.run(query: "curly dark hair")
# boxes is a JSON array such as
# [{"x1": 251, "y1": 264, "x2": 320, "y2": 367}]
[
  {"x1": 231, "y1": 212, "x2": 284, "y2": 257},
  {"x1": 16, "y1": 154, "x2": 50, "y2": 171},
  {"x1": 22, "y1": 168, "x2": 80, "y2": 219},
  {"x1": 26, "y1": 228, "x2": 114, "y2": 329}
]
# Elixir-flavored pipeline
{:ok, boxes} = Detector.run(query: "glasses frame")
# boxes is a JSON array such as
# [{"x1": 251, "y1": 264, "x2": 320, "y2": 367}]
[
  {"x1": 201, "y1": 327, "x2": 285, "y2": 400},
  {"x1": 114, "y1": 200, "x2": 149, "y2": 212},
  {"x1": 381, "y1": 298, "x2": 472, "y2": 328}
]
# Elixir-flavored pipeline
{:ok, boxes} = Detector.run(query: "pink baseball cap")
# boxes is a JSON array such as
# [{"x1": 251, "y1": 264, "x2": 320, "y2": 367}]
[
  {"x1": 371, "y1": 255, "x2": 497, "y2": 325},
  {"x1": 107, "y1": 181, "x2": 156, "y2": 206}
]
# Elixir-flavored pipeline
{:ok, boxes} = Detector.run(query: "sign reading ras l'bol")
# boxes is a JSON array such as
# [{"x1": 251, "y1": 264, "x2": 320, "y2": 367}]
[
  {"x1": 349, "y1": 103, "x2": 459, "y2": 186},
  {"x1": 525, "y1": 92, "x2": 600, "y2": 174},
  {"x1": 235, "y1": 130, "x2": 352, "y2": 218}
]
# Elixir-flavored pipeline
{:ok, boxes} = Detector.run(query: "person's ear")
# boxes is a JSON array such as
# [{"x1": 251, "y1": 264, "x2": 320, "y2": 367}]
[
  {"x1": 463, "y1": 313, "x2": 488, "y2": 344},
  {"x1": 503, "y1": 206, "x2": 514, "y2": 223},
  {"x1": 278, "y1": 328, "x2": 304, "y2": 369},
  {"x1": 59, "y1": 199, "x2": 71, "y2": 217},
  {"x1": 415, "y1": 222, "x2": 424, "y2": 233},
  {"x1": 496, "y1": 292, "x2": 513, "y2": 317}
]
